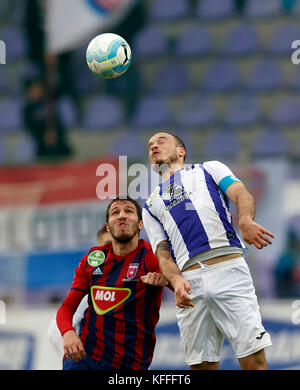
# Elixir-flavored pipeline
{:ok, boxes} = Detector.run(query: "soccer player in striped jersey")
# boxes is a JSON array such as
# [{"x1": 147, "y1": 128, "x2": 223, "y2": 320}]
[
  {"x1": 47, "y1": 224, "x2": 112, "y2": 359},
  {"x1": 143, "y1": 132, "x2": 274, "y2": 370},
  {"x1": 56, "y1": 198, "x2": 168, "y2": 370}
]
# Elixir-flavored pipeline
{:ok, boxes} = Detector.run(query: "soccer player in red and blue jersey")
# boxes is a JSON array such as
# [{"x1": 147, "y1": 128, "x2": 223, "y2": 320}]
[{"x1": 56, "y1": 197, "x2": 168, "y2": 370}]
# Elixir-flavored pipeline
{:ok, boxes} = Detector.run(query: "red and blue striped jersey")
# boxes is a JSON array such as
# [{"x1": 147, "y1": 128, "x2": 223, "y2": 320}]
[{"x1": 56, "y1": 239, "x2": 164, "y2": 369}]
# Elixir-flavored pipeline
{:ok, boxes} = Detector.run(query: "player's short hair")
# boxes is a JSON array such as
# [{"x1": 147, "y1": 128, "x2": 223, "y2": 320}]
[
  {"x1": 170, "y1": 134, "x2": 186, "y2": 162},
  {"x1": 105, "y1": 197, "x2": 143, "y2": 223}
]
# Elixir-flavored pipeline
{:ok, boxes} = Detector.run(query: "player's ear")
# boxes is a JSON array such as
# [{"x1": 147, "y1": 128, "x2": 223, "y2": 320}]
[
  {"x1": 138, "y1": 219, "x2": 143, "y2": 231},
  {"x1": 105, "y1": 223, "x2": 110, "y2": 233},
  {"x1": 177, "y1": 146, "x2": 186, "y2": 160}
]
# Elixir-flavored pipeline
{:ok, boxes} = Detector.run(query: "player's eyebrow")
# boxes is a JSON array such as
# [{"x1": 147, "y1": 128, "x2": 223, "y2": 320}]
[
  {"x1": 147, "y1": 136, "x2": 167, "y2": 150},
  {"x1": 110, "y1": 203, "x2": 135, "y2": 213}
]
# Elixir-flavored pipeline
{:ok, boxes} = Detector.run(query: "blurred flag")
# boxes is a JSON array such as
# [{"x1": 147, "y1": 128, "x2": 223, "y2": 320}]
[{"x1": 45, "y1": 0, "x2": 137, "y2": 54}]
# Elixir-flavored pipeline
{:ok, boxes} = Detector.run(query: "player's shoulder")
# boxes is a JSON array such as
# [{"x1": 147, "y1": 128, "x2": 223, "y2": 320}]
[
  {"x1": 80, "y1": 244, "x2": 112, "y2": 267},
  {"x1": 138, "y1": 238, "x2": 153, "y2": 251},
  {"x1": 82, "y1": 244, "x2": 112, "y2": 262},
  {"x1": 144, "y1": 186, "x2": 160, "y2": 207},
  {"x1": 139, "y1": 239, "x2": 159, "y2": 266},
  {"x1": 138, "y1": 239, "x2": 157, "y2": 259},
  {"x1": 202, "y1": 160, "x2": 226, "y2": 168}
]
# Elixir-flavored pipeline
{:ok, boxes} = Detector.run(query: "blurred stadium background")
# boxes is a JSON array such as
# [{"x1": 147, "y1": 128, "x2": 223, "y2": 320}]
[{"x1": 1, "y1": 0, "x2": 300, "y2": 370}]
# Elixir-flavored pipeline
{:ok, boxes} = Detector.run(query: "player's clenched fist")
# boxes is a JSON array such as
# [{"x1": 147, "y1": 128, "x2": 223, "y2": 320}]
[{"x1": 63, "y1": 330, "x2": 86, "y2": 362}]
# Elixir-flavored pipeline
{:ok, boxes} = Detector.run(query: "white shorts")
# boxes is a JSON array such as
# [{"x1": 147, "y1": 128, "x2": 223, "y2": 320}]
[{"x1": 176, "y1": 257, "x2": 272, "y2": 366}]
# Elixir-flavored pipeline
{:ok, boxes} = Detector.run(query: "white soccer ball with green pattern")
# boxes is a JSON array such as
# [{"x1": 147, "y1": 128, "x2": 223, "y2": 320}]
[{"x1": 86, "y1": 33, "x2": 131, "y2": 79}]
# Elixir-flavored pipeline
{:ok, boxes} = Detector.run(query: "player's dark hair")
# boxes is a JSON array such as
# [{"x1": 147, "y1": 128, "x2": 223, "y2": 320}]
[
  {"x1": 106, "y1": 197, "x2": 143, "y2": 223},
  {"x1": 170, "y1": 134, "x2": 186, "y2": 162}
]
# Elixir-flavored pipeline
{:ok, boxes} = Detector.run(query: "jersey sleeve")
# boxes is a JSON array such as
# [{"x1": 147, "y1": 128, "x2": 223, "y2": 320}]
[
  {"x1": 56, "y1": 254, "x2": 89, "y2": 336},
  {"x1": 142, "y1": 204, "x2": 168, "y2": 255},
  {"x1": 203, "y1": 160, "x2": 241, "y2": 194}
]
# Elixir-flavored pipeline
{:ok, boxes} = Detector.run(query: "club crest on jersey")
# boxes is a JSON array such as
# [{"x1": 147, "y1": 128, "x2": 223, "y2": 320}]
[
  {"x1": 162, "y1": 183, "x2": 189, "y2": 211},
  {"x1": 87, "y1": 250, "x2": 105, "y2": 267},
  {"x1": 162, "y1": 183, "x2": 188, "y2": 201},
  {"x1": 91, "y1": 286, "x2": 131, "y2": 315},
  {"x1": 125, "y1": 263, "x2": 139, "y2": 280}
]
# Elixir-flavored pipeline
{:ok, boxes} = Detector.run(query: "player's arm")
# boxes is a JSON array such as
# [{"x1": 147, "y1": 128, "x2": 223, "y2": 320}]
[
  {"x1": 226, "y1": 181, "x2": 275, "y2": 249},
  {"x1": 57, "y1": 290, "x2": 86, "y2": 362},
  {"x1": 142, "y1": 206, "x2": 192, "y2": 306},
  {"x1": 56, "y1": 256, "x2": 88, "y2": 362},
  {"x1": 204, "y1": 160, "x2": 275, "y2": 250},
  {"x1": 156, "y1": 241, "x2": 194, "y2": 308}
]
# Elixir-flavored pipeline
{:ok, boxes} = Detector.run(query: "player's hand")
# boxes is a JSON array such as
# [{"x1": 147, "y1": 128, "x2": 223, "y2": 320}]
[
  {"x1": 239, "y1": 217, "x2": 275, "y2": 249},
  {"x1": 172, "y1": 276, "x2": 194, "y2": 308},
  {"x1": 63, "y1": 330, "x2": 86, "y2": 362},
  {"x1": 140, "y1": 272, "x2": 169, "y2": 287}
]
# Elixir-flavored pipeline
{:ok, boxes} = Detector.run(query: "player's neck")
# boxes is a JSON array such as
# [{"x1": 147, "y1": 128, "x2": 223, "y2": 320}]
[
  {"x1": 161, "y1": 162, "x2": 184, "y2": 181},
  {"x1": 111, "y1": 236, "x2": 139, "y2": 257}
]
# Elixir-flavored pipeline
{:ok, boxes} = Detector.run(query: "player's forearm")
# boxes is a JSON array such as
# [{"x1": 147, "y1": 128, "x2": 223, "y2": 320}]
[
  {"x1": 56, "y1": 289, "x2": 85, "y2": 336},
  {"x1": 156, "y1": 241, "x2": 182, "y2": 287},
  {"x1": 228, "y1": 184, "x2": 255, "y2": 225},
  {"x1": 236, "y1": 191, "x2": 255, "y2": 228}
]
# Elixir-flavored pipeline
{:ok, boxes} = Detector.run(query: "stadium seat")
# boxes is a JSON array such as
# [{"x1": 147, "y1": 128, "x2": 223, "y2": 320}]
[
  {"x1": 245, "y1": 0, "x2": 281, "y2": 18},
  {"x1": 152, "y1": 62, "x2": 190, "y2": 94},
  {"x1": 201, "y1": 61, "x2": 241, "y2": 92},
  {"x1": 58, "y1": 97, "x2": 77, "y2": 127},
  {"x1": 202, "y1": 130, "x2": 240, "y2": 159},
  {"x1": 176, "y1": 95, "x2": 217, "y2": 128},
  {"x1": 268, "y1": 24, "x2": 300, "y2": 54},
  {"x1": 0, "y1": 26, "x2": 26, "y2": 61},
  {"x1": 222, "y1": 24, "x2": 260, "y2": 56},
  {"x1": 0, "y1": 135, "x2": 7, "y2": 162},
  {"x1": 0, "y1": 97, "x2": 22, "y2": 132},
  {"x1": 131, "y1": 95, "x2": 171, "y2": 128},
  {"x1": 269, "y1": 97, "x2": 300, "y2": 125},
  {"x1": 132, "y1": 26, "x2": 168, "y2": 59},
  {"x1": 0, "y1": 69, "x2": 5, "y2": 92},
  {"x1": 13, "y1": 134, "x2": 36, "y2": 163},
  {"x1": 149, "y1": 0, "x2": 190, "y2": 21},
  {"x1": 175, "y1": 25, "x2": 213, "y2": 58},
  {"x1": 250, "y1": 129, "x2": 288, "y2": 157},
  {"x1": 107, "y1": 133, "x2": 145, "y2": 159},
  {"x1": 196, "y1": 0, "x2": 234, "y2": 19},
  {"x1": 76, "y1": 68, "x2": 99, "y2": 94},
  {"x1": 224, "y1": 95, "x2": 262, "y2": 127},
  {"x1": 245, "y1": 60, "x2": 284, "y2": 91},
  {"x1": 82, "y1": 96, "x2": 124, "y2": 131},
  {"x1": 289, "y1": 65, "x2": 300, "y2": 90}
]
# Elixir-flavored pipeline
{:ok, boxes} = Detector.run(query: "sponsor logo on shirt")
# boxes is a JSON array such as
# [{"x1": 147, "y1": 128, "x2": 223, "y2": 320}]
[
  {"x1": 87, "y1": 250, "x2": 106, "y2": 267},
  {"x1": 91, "y1": 286, "x2": 131, "y2": 315}
]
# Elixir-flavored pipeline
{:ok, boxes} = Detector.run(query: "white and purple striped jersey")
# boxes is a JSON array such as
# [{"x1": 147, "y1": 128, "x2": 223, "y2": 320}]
[{"x1": 142, "y1": 161, "x2": 247, "y2": 271}]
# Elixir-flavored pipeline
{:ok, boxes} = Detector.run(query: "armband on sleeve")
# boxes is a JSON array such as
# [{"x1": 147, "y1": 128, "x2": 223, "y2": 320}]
[{"x1": 219, "y1": 175, "x2": 241, "y2": 194}]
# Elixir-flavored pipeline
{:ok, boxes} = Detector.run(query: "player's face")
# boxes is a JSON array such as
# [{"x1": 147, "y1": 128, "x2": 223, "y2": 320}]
[
  {"x1": 107, "y1": 201, "x2": 142, "y2": 243},
  {"x1": 147, "y1": 133, "x2": 183, "y2": 167}
]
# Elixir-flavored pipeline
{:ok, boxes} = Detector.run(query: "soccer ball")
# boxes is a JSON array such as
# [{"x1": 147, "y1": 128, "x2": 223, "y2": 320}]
[{"x1": 86, "y1": 33, "x2": 131, "y2": 79}]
